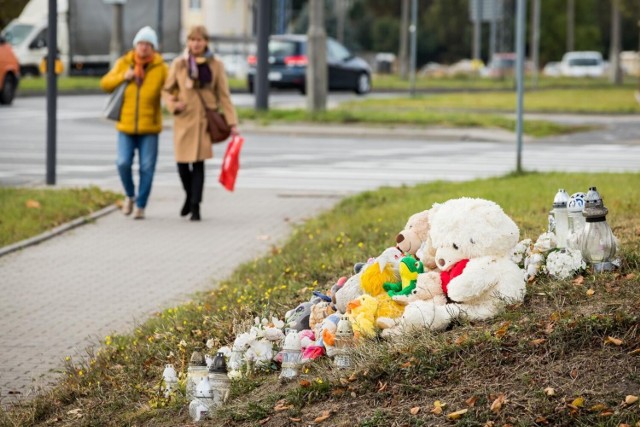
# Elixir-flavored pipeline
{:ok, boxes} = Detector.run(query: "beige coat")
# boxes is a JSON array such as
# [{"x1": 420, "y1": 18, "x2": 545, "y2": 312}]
[{"x1": 163, "y1": 56, "x2": 238, "y2": 163}]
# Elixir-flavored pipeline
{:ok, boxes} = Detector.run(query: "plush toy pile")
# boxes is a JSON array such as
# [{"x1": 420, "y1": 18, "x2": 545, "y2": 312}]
[{"x1": 219, "y1": 197, "x2": 528, "y2": 371}]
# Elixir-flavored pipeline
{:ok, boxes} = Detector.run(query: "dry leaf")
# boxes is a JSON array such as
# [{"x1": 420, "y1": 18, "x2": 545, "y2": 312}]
[
  {"x1": 625, "y1": 273, "x2": 636, "y2": 280},
  {"x1": 484, "y1": 422, "x2": 495, "y2": 427},
  {"x1": 289, "y1": 417, "x2": 302, "y2": 422},
  {"x1": 299, "y1": 379, "x2": 311, "y2": 387},
  {"x1": 490, "y1": 394, "x2": 507, "y2": 413},
  {"x1": 455, "y1": 334, "x2": 469, "y2": 345},
  {"x1": 25, "y1": 199, "x2": 41, "y2": 209},
  {"x1": 605, "y1": 336, "x2": 624, "y2": 346},
  {"x1": 629, "y1": 348, "x2": 640, "y2": 355},
  {"x1": 377, "y1": 381, "x2": 387, "y2": 392},
  {"x1": 258, "y1": 417, "x2": 271, "y2": 425},
  {"x1": 348, "y1": 373, "x2": 358, "y2": 382},
  {"x1": 465, "y1": 396, "x2": 478, "y2": 407},
  {"x1": 530, "y1": 338, "x2": 546, "y2": 346},
  {"x1": 446, "y1": 409, "x2": 468, "y2": 420},
  {"x1": 534, "y1": 416, "x2": 549, "y2": 424},
  {"x1": 274, "y1": 402, "x2": 293, "y2": 412},
  {"x1": 625, "y1": 395, "x2": 639, "y2": 404},
  {"x1": 314, "y1": 410, "x2": 331, "y2": 423},
  {"x1": 494, "y1": 322, "x2": 510, "y2": 339},
  {"x1": 410, "y1": 407, "x2": 420, "y2": 415},
  {"x1": 431, "y1": 400, "x2": 446, "y2": 415},
  {"x1": 544, "y1": 387, "x2": 555, "y2": 396},
  {"x1": 571, "y1": 396, "x2": 585, "y2": 408},
  {"x1": 400, "y1": 361, "x2": 412, "y2": 368},
  {"x1": 572, "y1": 275, "x2": 585, "y2": 285},
  {"x1": 589, "y1": 403, "x2": 608, "y2": 412},
  {"x1": 570, "y1": 369, "x2": 578, "y2": 379},
  {"x1": 586, "y1": 288, "x2": 595, "y2": 296}
]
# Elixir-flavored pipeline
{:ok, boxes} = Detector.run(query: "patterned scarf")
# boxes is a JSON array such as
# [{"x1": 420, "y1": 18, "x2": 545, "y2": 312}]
[
  {"x1": 184, "y1": 48, "x2": 213, "y2": 86},
  {"x1": 133, "y1": 52, "x2": 154, "y2": 86}
]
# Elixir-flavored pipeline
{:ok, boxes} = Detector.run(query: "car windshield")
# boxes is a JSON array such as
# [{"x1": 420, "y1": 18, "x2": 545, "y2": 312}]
[
  {"x1": 268, "y1": 40, "x2": 300, "y2": 57},
  {"x1": 568, "y1": 58, "x2": 600, "y2": 67},
  {"x1": 1, "y1": 23, "x2": 34, "y2": 46}
]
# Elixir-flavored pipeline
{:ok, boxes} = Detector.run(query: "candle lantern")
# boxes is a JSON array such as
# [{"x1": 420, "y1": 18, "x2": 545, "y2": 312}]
[
  {"x1": 227, "y1": 346, "x2": 244, "y2": 379},
  {"x1": 188, "y1": 376, "x2": 213, "y2": 422},
  {"x1": 208, "y1": 352, "x2": 231, "y2": 407},
  {"x1": 186, "y1": 350, "x2": 208, "y2": 401},
  {"x1": 579, "y1": 186, "x2": 617, "y2": 272},
  {"x1": 333, "y1": 315, "x2": 354, "y2": 369},
  {"x1": 161, "y1": 363, "x2": 178, "y2": 398},
  {"x1": 551, "y1": 189, "x2": 570, "y2": 248},
  {"x1": 566, "y1": 192, "x2": 586, "y2": 250},
  {"x1": 279, "y1": 330, "x2": 302, "y2": 381}
]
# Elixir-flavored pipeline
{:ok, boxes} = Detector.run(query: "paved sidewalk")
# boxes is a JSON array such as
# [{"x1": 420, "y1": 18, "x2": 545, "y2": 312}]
[{"x1": 0, "y1": 185, "x2": 341, "y2": 404}]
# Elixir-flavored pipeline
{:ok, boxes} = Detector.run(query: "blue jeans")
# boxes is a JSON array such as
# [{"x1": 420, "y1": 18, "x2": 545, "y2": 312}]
[{"x1": 116, "y1": 132, "x2": 158, "y2": 209}]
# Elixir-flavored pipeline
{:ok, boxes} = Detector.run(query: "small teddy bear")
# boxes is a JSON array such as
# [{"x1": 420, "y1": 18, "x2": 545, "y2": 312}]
[{"x1": 396, "y1": 209, "x2": 437, "y2": 270}]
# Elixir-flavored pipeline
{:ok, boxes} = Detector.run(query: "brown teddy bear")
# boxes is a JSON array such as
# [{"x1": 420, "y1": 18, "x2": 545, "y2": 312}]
[{"x1": 396, "y1": 209, "x2": 437, "y2": 270}]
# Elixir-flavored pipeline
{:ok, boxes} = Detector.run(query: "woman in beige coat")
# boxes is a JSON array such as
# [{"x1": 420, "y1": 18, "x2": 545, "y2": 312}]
[{"x1": 163, "y1": 26, "x2": 239, "y2": 221}]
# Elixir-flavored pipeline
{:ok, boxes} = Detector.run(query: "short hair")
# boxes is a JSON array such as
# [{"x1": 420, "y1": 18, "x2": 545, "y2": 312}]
[{"x1": 187, "y1": 25, "x2": 209, "y2": 42}]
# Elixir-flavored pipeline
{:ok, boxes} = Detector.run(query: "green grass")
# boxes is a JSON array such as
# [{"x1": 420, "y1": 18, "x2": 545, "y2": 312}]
[
  {"x1": 345, "y1": 87, "x2": 640, "y2": 114},
  {"x1": 16, "y1": 76, "x2": 247, "y2": 92},
  {"x1": 2, "y1": 172, "x2": 639, "y2": 426},
  {"x1": 238, "y1": 106, "x2": 589, "y2": 138},
  {"x1": 0, "y1": 186, "x2": 120, "y2": 247}
]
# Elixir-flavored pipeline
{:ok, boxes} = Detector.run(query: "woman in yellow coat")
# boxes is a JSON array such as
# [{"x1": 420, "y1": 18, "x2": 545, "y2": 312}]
[
  {"x1": 163, "y1": 25, "x2": 239, "y2": 221},
  {"x1": 100, "y1": 26, "x2": 168, "y2": 219}
]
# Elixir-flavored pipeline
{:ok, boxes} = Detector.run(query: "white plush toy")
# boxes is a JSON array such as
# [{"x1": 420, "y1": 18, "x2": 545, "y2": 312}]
[{"x1": 381, "y1": 197, "x2": 526, "y2": 337}]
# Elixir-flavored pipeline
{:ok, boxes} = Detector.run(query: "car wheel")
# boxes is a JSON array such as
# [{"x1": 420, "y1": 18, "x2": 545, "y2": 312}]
[
  {"x1": 355, "y1": 73, "x2": 370, "y2": 95},
  {"x1": 0, "y1": 74, "x2": 17, "y2": 105}
]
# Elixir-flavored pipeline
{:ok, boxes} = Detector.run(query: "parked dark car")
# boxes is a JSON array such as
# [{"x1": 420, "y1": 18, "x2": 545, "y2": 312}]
[
  {"x1": 0, "y1": 34, "x2": 20, "y2": 105},
  {"x1": 247, "y1": 34, "x2": 371, "y2": 95}
]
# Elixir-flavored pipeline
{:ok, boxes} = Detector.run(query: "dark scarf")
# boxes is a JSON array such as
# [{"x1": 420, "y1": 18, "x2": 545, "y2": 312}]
[{"x1": 187, "y1": 49, "x2": 214, "y2": 86}]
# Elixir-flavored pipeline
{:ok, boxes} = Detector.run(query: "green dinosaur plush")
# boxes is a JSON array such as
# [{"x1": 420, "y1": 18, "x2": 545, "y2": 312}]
[{"x1": 383, "y1": 255, "x2": 424, "y2": 297}]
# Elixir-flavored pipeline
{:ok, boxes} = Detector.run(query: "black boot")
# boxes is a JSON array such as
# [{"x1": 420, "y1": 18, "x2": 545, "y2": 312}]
[
  {"x1": 190, "y1": 203, "x2": 201, "y2": 221},
  {"x1": 180, "y1": 196, "x2": 191, "y2": 217}
]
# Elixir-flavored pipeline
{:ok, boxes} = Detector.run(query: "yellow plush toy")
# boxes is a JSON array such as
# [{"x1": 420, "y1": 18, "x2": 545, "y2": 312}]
[{"x1": 347, "y1": 294, "x2": 379, "y2": 339}]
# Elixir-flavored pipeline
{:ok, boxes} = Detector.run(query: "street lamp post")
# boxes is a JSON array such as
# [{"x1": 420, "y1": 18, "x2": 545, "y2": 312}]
[
  {"x1": 46, "y1": 0, "x2": 58, "y2": 185},
  {"x1": 307, "y1": 0, "x2": 327, "y2": 112},
  {"x1": 408, "y1": 0, "x2": 417, "y2": 96}
]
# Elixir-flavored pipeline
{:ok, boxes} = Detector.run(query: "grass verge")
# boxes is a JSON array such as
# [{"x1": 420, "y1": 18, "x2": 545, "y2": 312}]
[
  {"x1": 238, "y1": 107, "x2": 588, "y2": 138},
  {"x1": 0, "y1": 186, "x2": 120, "y2": 247},
  {"x1": 1, "y1": 171, "x2": 639, "y2": 426}
]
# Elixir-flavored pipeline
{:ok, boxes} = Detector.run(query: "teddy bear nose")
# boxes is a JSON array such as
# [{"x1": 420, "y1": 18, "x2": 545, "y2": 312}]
[
  {"x1": 438, "y1": 258, "x2": 446, "y2": 267},
  {"x1": 396, "y1": 234, "x2": 405, "y2": 244}
]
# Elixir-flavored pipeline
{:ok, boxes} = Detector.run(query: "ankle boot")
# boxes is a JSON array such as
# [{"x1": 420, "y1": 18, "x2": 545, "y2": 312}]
[
  {"x1": 190, "y1": 203, "x2": 201, "y2": 221},
  {"x1": 180, "y1": 196, "x2": 191, "y2": 217}
]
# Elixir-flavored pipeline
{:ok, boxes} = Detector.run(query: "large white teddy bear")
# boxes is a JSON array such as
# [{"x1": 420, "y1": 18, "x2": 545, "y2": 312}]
[{"x1": 381, "y1": 197, "x2": 526, "y2": 337}]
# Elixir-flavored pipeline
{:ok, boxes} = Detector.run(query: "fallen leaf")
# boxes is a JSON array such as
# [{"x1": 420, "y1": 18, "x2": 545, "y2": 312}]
[
  {"x1": 618, "y1": 424, "x2": 631, "y2": 427},
  {"x1": 535, "y1": 416, "x2": 549, "y2": 424},
  {"x1": 625, "y1": 273, "x2": 636, "y2": 280},
  {"x1": 571, "y1": 396, "x2": 585, "y2": 408},
  {"x1": 314, "y1": 410, "x2": 331, "y2": 423},
  {"x1": 348, "y1": 373, "x2": 358, "y2": 382},
  {"x1": 400, "y1": 361, "x2": 412, "y2": 368},
  {"x1": 377, "y1": 381, "x2": 387, "y2": 392},
  {"x1": 625, "y1": 395, "x2": 639, "y2": 405},
  {"x1": 544, "y1": 322, "x2": 555, "y2": 334},
  {"x1": 589, "y1": 403, "x2": 608, "y2": 412},
  {"x1": 446, "y1": 409, "x2": 468, "y2": 420},
  {"x1": 530, "y1": 338, "x2": 546, "y2": 346},
  {"x1": 299, "y1": 379, "x2": 311, "y2": 387},
  {"x1": 544, "y1": 387, "x2": 555, "y2": 396},
  {"x1": 586, "y1": 288, "x2": 595, "y2": 296},
  {"x1": 258, "y1": 417, "x2": 271, "y2": 425},
  {"x1": 484, "y1": 422, "x2": 495, "y2": 427},
  {"x1": 465, "y1": 396, "x2": 478, "y2": 407},
  {"x1": 572, "y1": 275, "x2": 585, "y2": 285},
  {"x1": 431, "y1": 400, "x2": 446, "y2": 415},
  {"x1": 331, "y1": 388, "x2": 345, "y2": 397},
  {"x1": 570, "y1": 369, "x2": 578, "y2": 379},
  {"x1": 494, "y1": 322, "x2": 511, "y2": 339},
  {"x1": 629, "y1": 348, "x2": 640, "y2": 355},
  {"x1": 455, "y1": 334, "x2": 469, "y2": 345},
  {"x1": 490, "y1": 394, "x2": 507, "y2": 413},
  {"x1": 289, "y1": 417, "x2": 302, "y2": 422},
  {"x1": 25, "y1": 199, "x2": 41, "y2": 209},
  {"x1": 410, "y1": 407, "x2": 420, "y2": 415},
  {"x1": 274, "y1": 402, "x2": 293, "y2": 412},
  {"x1": 605, "y1": 336, "x2": 624, "y2": 346}
]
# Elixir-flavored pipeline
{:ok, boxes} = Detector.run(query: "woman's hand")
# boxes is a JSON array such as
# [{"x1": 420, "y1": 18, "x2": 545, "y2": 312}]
[
  {"x1": 230, "y1": 125, "x2": 239, "y2": 135},
  {"x1": 173, "y1": 100, "x2": 186, "y2": 114},
  {"x1": 124, "y1": 69, "x2": 135, "y2": 81}
]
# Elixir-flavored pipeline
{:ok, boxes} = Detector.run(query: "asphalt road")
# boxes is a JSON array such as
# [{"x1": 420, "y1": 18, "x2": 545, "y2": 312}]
[{"x1": 1, "y1": 93, "x2": 639, "y2": 193}]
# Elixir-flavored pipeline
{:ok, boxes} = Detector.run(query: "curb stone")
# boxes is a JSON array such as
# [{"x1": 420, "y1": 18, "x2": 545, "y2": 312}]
[{"x1": 0, "y1": 204, "x2": 118, "y2": 258}]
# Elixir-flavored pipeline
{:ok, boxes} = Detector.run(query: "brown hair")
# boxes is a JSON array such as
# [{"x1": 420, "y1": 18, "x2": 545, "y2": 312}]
[{"x1": 187, "y1": 25, "x2": 209, "y2": 41}]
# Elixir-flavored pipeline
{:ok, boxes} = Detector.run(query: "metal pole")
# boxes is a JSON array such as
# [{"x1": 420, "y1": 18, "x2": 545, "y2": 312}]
[
  {"x1": 566, "y1": 0, "x2": 574, "y2": 53},
  {"x1": 489, "y1": 0, "x2": 497, "y2": 60},
  {"x1": 277, "y1": 0, "x2": 285, "y2": 34},
  {"x1": 531, "y1": 0, "x2": 540, "y2": 88},
  {"x1": 409, "y1": 0, "x2": 417, "y2": 96},
  {"x1": 46, "y1": 0, "x2": 57, "y2": 185},
  {"x1": 473, "y1": 0, "x2": 481, "y2": 60},
  {"x1": 515, "y1": 0, "x2": 526, "y2": 173},
  {"x1": 398, "y1": 0, "x2": 409, "y2": 79},
  {"x1": 336, "y1": 0, "x2": 345, "y2": 43},
  {"x1": 610, "y1": 0, "x2": 623, "y2": 84},
  {"x1": 307, "y1": 0, "x2": 327, "y2": 112},
  {"x1": 255, "y1": 0, "x2": 272, "y2": 111},
  {"x1": 109, "y1": 3, "x2": 123, "y2": 67},
  {"x1": 157, "y1": 0, "x2": 163, "y2": 50}
]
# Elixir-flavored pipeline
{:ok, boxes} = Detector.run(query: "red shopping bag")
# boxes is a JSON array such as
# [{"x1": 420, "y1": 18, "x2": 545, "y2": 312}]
[{"x1": 219, "y1": 134, "x2": 244, "y2": 191}]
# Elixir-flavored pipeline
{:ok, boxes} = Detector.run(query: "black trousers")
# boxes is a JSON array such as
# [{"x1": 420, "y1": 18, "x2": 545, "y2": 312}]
[{"x1": 177, "y1": 161, "x2": 204, "y2": 204}]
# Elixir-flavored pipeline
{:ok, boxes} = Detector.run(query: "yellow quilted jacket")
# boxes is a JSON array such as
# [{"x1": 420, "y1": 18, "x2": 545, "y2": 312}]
[{"x1": 100, "y1": 51, "x2": 168, "y2": 134}]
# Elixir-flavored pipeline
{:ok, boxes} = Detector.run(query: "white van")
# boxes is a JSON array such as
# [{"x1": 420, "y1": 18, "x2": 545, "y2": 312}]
[{"x1": 560, "y1": 51, "x2": 605, "y2": 78}]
